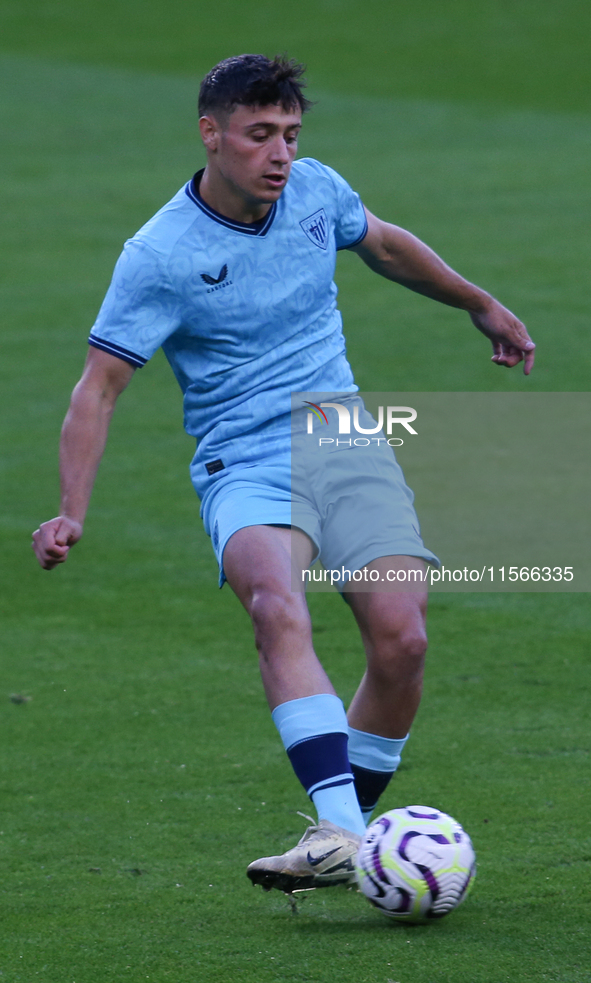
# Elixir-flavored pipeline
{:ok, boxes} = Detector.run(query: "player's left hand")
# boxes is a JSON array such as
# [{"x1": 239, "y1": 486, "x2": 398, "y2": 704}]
[
  {"x1": 32, "y1": 515, "x2": 83, "y2": 570},
  {"x1": 469, "y1": 300, "x2": 535, "y2": 375}
]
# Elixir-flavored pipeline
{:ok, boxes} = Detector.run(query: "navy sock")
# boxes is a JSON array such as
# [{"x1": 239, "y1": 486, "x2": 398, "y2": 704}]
[
  {"x1": 348, "y1": 728, "x2": 409, "y2": 824},
  {"x1": 350, "y1": 762, "x2": 395, "y2": 818},
  {"x1": 272, "y1": 696, "x2": 366, "y2": 835}
]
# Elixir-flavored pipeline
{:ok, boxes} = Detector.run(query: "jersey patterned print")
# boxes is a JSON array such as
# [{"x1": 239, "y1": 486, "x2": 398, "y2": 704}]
[{"x1": 88, "y1": 158, "x2": 368, "y2": 487}]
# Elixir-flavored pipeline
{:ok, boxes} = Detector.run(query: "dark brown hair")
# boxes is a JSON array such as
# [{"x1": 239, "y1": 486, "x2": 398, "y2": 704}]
[{"x1": 198, "y1": 54, "x2": 312, "y2": 118}]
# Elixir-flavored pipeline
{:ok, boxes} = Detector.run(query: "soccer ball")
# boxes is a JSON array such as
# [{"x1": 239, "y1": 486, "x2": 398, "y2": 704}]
[{"x1": 356, "y1": 805, "x2": 476, "y2": 922}]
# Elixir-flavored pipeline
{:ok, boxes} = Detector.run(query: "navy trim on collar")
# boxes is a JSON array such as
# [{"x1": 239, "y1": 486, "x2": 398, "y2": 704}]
[{"x1": 185, "y1": 170, "x2": 277, "y2": 237}]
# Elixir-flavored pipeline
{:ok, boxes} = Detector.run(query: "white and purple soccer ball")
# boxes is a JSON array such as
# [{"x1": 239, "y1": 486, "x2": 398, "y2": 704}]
[{"x1": 356, "y1": 806, "x2": 476, "y2": 922}]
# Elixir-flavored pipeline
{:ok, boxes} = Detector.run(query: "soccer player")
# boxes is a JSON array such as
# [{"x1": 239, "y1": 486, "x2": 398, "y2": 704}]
[{"x1": 32, "y1": 55, "x2": 535, "y2": 894}]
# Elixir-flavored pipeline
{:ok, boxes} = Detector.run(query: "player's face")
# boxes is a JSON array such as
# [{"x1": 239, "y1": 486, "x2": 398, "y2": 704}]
[{"x1": 201, "y1": 103, "x2": 302, "y2": 209}]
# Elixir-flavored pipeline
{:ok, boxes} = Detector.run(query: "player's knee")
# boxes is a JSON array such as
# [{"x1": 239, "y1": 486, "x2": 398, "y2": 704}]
[
  {"x1": 249, "y1": 588, "x2": 310, "y2": 655},
  {"x1": 369, "y1": 622, "x2": 427, "y2": 681}
]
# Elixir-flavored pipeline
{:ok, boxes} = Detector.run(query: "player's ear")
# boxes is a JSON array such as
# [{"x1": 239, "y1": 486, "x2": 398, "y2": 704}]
[{"x1": 199, "y1": 115, "x2": 221, "y2": 152}]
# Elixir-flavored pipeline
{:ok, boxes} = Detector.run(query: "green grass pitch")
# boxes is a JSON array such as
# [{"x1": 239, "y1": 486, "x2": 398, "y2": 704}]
[{"x1": 1, "y1": 3, "x2": 590, "y2": 980}]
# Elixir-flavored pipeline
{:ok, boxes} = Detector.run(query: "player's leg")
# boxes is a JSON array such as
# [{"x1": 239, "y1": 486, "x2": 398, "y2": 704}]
[
  {"x1": 344, "y1": 556, "x2": 429, "y2": 823},
  {"x1": 223, "y1": 523, "x2": 332, "y2": 706},
  {"x1": 311, "y1": 411, "x2": 434, "y2": 824},
  {"x1": 224, "y1": 525, "x2": 363, "y2": 834},
  {"x1": 223, "y1": 525, "x2": 364, "y2": 890}
]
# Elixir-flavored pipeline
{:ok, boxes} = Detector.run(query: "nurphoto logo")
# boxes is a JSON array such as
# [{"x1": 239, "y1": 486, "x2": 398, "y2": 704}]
[{"x1": 303, "y1": 401, "x2": 418, "y2": 447}]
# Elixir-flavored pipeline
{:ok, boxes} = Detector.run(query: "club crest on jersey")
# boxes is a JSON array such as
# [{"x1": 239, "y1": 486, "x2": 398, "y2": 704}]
[
  {"x1": 200, "y1": 264, "x2": 233, "y2": 293},
  {"x1": 300, "y1": 209, "x2": 329, "y2": 250}
]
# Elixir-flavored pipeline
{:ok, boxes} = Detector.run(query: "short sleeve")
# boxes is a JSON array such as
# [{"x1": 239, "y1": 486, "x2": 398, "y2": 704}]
[
  {"x1": 317, "y1": 162, "x2": 368, "y2": 250},
  {"x1": 330, "y1": 169, "x2": 367, "y2": 249},
  {"x1": 89, "y1": 239, "x2": 182, "y2": 367},
  {"x1": 295, "y1": 159, "x2": 368, "y2": 250}
]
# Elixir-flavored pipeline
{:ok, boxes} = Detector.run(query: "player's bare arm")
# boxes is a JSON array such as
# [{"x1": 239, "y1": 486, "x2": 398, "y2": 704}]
[
  {"x1": 353, "y1": 208, "x2": 535, "y2": 375},
  {"x1": 32, "y1": 347, "x2": 135, "y2": 570}
]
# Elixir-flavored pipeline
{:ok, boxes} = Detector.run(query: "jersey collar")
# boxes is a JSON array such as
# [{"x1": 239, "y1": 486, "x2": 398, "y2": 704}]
[{"x1": 185, "y1": 170, "x2": 277, "y2": 237}]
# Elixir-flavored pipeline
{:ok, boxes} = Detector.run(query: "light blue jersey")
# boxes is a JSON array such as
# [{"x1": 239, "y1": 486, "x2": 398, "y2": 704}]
[{"x1": 89, "y1": 158, "x2": 368, "y2": 498}]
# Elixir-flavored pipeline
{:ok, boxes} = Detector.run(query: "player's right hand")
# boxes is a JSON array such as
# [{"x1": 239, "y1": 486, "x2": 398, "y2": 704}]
[{"x1": 32, "y1": 516, "x2": 83, "y2": 570}]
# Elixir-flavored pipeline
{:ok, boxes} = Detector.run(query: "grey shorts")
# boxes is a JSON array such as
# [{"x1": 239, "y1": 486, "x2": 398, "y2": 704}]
[
  {"x1": 291, "y1": 418, "x2": 439, "y2": 584},
  {"x1": 199, "y1": 408, "x2": 438, "y2": 587}
]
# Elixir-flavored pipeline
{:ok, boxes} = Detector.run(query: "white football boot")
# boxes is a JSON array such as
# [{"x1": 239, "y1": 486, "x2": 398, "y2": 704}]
[{"x1": 247, "y1": 819, "x2": 361, "y2": 893}]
